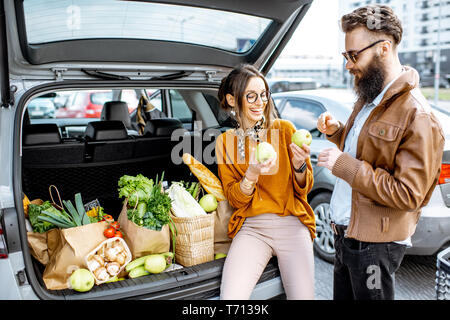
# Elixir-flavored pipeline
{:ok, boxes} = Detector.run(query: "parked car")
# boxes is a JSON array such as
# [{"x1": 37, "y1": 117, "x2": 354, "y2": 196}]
[
  {"x1": 420, "y1": 76, "x2": 450, "y2": 89},
  {"x1": 268, "y1": 78, "x2": 319, "y2": 93},
  {"x1": 26, "y1": 97, "x2": 56, "y2": 119},
  {"x1": 273, "y1": 89, "x2": 450, "y2": 263},
  {"x1": 0, "y1": 0, "x2": 313, "y2": 300},
  {"x1": 55, "y1": 90, "x2": 139, "y2": 118}
]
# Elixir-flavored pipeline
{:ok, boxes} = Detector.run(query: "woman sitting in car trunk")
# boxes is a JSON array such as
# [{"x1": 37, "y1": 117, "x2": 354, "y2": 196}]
[{"x1": 215, "y1": 64, "x2": 316, "y2": 300}]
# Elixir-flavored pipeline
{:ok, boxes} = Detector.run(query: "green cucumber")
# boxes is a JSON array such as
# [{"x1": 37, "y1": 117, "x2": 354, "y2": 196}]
[{"x1": 128, "y1": 265, "x2": 150, "y2": 278}]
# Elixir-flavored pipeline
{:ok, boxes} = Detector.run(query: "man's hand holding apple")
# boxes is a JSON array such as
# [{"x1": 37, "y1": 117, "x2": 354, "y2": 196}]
[{"x1": 317, "y1": 112, "x2": 340, "y2": 136}]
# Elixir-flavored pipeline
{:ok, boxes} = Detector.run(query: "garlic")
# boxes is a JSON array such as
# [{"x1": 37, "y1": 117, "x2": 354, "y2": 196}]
[
  {"x1": 93, "y1": 267, "x2": 109, "y2": 281},
  {"x1": 106, "y1": 262, "x2": 120, "y2": 276}
]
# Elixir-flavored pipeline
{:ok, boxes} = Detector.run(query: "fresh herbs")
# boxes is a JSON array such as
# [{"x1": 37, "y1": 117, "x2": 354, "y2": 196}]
[
  {"x1": 120, "y1": 173, "x2": 172, "y2": 231},
  {"x1": 28, "y1": 201, "x2": 60, "y2": 233},
  {"x1": 118, "y1": 174, "x2": 154, "y2": 208}
]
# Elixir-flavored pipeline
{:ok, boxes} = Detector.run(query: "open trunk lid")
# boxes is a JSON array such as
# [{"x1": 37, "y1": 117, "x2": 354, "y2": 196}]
[{"x1": 3, "y1": 0, "x2": 312, "y2": 85}]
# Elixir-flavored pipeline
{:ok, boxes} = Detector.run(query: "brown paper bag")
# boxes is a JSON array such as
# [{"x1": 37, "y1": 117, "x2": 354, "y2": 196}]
[
  {"x1": 214, "y1": 200, "x2": 234, "y2": 254},
  {"x1": 27, "y1": 228, "x2": 60, "y2": 265},
  {"x1": 118, "y1": 200, "x2": 170, "y2": 259},
  {"x1": 42, "y1": 221, "x2": 108, "y2": 290},
  {"x1": 25, "y1": 196, "x2": 58, "y2": 265}
]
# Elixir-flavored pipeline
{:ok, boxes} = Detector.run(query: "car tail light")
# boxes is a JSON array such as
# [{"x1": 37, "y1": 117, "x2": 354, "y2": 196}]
[
  {"x1": 439, "y1": 163, "x2": 450, "y2": 185},
  {"x1": 0, "y1": 228, "x2": 8, "y2": 259}
]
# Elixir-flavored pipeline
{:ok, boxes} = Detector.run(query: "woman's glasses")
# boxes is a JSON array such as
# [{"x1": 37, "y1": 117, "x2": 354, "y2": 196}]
[
  {"x1": 342, "y1": 39, "x2": 390, "y2": 63},
  {"x1": 245, "y1": 90, "x2": 270, "y2": 104}
]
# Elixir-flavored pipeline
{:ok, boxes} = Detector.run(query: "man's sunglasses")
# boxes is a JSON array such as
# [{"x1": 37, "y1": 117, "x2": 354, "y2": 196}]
[{"x1": 342, "y1": 39, "x2": 390, "y2": 63}]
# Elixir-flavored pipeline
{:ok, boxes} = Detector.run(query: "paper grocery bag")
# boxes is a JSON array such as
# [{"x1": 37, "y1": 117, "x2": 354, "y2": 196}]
[
  {"x1": 118, "y1": 200, "x2": 170, "y2": 259},
  {"x1": 214, "y1": 200, "x2": 234, "y2": 254},
  {"x1": 42, "y1": 221, "x2": 108, "y2": 290},
  {"x1": 27, "y1": 228, "x2": 60, "y2": 265}
]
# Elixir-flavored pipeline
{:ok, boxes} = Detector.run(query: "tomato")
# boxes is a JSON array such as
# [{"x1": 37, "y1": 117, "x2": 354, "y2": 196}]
[
  {"x1": 110, "y1": 221, "x2": 120, "y2": 230},
  {"x1": 103, "y1": 227, "x2": 116, "y2": 238},
  {"x1": 114, "y1": 230, "x2": 123, "y2": 238},
  {"x1": 102, "y1": 215, "x2": 114, "y2": 223}
]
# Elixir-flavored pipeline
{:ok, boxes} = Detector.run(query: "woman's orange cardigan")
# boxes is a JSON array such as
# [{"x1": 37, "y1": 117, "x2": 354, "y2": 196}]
[{"x1": 215, "y1": 119, "x2": 316, "y2": 240}]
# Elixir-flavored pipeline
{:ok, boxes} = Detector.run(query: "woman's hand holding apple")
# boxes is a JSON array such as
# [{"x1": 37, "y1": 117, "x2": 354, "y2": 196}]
[{"x1": 290, "y1": 143, "x2": 310, "y2": 171}]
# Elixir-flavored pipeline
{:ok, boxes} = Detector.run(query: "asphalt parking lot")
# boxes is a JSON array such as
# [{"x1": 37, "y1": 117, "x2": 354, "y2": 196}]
[{"x1": 314, "y1": 253, "x2": 439, "y2": 300}]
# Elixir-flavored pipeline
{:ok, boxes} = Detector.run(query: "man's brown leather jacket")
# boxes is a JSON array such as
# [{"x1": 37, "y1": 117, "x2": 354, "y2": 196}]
[{"x1": 328, "y1": 66, "x2": 445, "y2": 242}]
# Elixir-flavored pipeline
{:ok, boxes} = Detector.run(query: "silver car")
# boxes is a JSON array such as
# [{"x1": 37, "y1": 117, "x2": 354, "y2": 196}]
[
  {"x1": 0, "y1": 0, "x2": 314, "y2": 300},
  {"x1": 273, "y1": 89, "x2": 450, "y2": 263}
]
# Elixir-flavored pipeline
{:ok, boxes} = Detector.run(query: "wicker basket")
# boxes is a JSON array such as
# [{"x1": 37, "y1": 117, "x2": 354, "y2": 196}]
[{"x1": 170, "y1": 211, "x2": 215, "y2": 267}]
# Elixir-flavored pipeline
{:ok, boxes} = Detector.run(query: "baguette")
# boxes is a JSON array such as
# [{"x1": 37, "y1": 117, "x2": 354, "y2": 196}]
[{"x1": 182, "y1": 153, "x2": 225, "y2": 201}]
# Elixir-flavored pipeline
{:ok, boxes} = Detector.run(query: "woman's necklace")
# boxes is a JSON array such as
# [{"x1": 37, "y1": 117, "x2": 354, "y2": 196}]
[{"x1": 235, "y1": 117, "x2": 265, "y2": 160}]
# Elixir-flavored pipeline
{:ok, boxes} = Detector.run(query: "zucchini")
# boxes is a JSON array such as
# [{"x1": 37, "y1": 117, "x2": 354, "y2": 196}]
[
  {"x1": 128, "y1": 265, "x2": 150, "y2": 278},
  {"x1": 125, "y1": 254, "x2": 152, "y2": 272},
  {"x1": 161, "y1": 252, "x2": 174, "y2": 268}
]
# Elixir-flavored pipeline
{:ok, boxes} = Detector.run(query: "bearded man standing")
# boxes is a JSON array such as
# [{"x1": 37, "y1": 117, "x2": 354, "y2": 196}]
[{"x1": 317, "y1": 5, "x2": 445, "y2": 300}]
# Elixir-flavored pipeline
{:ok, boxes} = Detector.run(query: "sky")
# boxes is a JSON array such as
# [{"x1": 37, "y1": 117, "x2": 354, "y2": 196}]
[{"x1": 281, "y1": 0, "x2": 342, "y2": 60}]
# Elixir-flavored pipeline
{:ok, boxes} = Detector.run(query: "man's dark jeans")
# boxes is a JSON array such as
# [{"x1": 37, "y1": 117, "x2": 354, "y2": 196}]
[{"x1": 333, "y1": 232, "x2": 407, "y2": 300}]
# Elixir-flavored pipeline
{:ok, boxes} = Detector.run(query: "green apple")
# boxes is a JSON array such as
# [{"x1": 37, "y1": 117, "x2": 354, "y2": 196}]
[
  {"x1": 199, "y1": 194, "x2": 218, "y2": 212},
  {"x1": 292, "y1": 129, "x2": 312, "y2": 148},
  {"x1": 215, "y1": 253, "x2": 227, "y2": 259},
  {"x1": 69, "y1": 268, "x2": 95, "y2": 292},
  {"x1": 256, "y1": 142, "x2": 276, "y2": 163},
  {"x1": 144, "y1": 254, "x2": 167, "y2": 274}
]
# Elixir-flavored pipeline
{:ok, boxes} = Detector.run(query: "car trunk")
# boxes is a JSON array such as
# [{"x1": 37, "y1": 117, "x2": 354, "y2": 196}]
[
  {"x1": 15, "y1": 80, "x2": 281, "y2": 299},
  {"x1": 3, "y1": 0, "x2": 313, "y2": 299}
]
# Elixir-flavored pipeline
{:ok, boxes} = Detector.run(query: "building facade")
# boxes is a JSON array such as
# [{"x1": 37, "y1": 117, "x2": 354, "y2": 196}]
[{"x1": 267, "y1": 55, "x2": 343, "y2": 88}]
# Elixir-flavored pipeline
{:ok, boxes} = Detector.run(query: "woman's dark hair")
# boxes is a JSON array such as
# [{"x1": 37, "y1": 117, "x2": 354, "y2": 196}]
[{"x1": 218, "y1": 64, "x2": 277, "y2": 129}]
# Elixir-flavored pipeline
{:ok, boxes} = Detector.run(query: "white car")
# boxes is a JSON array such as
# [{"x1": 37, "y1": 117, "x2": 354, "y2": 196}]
[{"x1": 273, "y1": 89, "x2": 450, "y2": 262}]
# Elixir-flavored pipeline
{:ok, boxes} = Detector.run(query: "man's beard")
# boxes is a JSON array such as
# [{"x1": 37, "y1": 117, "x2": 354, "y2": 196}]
[{"x1": 352, "y1": 54, "x2": 386, "y2": 105}]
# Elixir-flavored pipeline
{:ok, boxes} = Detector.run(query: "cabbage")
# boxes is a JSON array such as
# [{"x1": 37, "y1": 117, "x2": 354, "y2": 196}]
[{"x1": 168, "y1": 183, "x2": 207, "y2": 217}]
